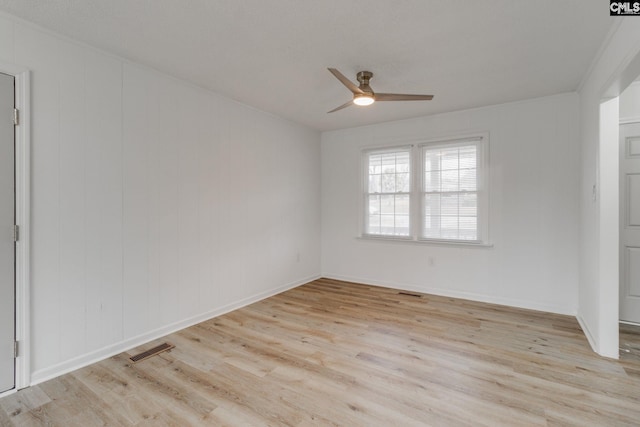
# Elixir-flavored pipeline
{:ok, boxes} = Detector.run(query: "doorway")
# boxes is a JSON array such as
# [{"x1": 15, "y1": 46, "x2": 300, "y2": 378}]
[
  {"x1": 619, "y1": 80, "x2": 640, "y2": 361},
  {"x1": 0, "y1": 71, "x2": 15, "y2": 393}
]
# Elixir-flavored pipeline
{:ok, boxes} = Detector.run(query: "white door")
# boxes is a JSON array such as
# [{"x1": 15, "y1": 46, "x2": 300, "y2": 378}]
[
  {"x1": 0, "y1": 72, "x2": 14, "y2": 393},
  {"x1": 620, "y1": 122, "x2": 640, "y2": 324}
]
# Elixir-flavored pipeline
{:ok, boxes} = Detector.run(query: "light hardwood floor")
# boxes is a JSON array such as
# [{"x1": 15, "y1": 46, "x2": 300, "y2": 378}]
[
  {"x1": 2, "y1": 278, "x2": 640, "y2": 426},
  {"x1": 620, "y1": 323, "x2": 640, "y2": 364}
]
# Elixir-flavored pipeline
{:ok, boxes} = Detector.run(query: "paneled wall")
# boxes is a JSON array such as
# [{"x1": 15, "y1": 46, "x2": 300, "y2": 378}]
[
  {"x1": 321, "y1": 93, "x2": 580, "y2": 315},
  {"x1": 0, "y1": 15, "x2": 321, "y2": 382}
]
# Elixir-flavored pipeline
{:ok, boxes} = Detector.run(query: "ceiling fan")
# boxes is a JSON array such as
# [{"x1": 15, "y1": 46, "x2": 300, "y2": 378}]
[{"x1": 327, "y1": 68, "x2": 434, "y2": 113}]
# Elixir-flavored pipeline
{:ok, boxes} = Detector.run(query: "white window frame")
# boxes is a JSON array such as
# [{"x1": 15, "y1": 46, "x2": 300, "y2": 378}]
[{"x1": 360, "y1": 133, "x2": 490, "y2": 246}]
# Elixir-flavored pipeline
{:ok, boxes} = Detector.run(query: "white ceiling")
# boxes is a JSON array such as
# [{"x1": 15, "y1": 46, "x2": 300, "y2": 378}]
[{"x1": 0, "y1": 1, "x2": 613, "y2": 131}]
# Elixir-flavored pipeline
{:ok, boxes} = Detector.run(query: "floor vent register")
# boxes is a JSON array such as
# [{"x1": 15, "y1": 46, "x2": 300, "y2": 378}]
[{"x1": 129, "y1": 342, "x2": 175, "y2": 363}]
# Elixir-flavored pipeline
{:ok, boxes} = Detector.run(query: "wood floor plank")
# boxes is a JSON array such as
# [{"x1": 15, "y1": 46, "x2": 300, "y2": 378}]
[{"x1": 3, "y1": 278, "x2": 640, "y2": 426}]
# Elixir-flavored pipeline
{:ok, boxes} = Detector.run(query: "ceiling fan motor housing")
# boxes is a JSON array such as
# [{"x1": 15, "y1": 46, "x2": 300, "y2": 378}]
[{"x1": 357, "y1": 71, "x2": 374, "y2": 93}]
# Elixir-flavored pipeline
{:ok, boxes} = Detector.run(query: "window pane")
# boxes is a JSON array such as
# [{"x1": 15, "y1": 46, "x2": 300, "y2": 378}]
[
  {"x1": 424, "y1": 170, "x2": 440, "y2": 192},
  {"x1": 441, "y1": 149, "x2": 459, "y2": 170},
  {"x1": 459, "y1": 193, "x2": 477, "y2": 216},
  {"x1": 366, "y1": 195, "x2": 381, "y2": 235},
  {"x1": 381, "y1": 153, "x2": 396, "y2": 173},
  {"x1": 441, "y1": 194, "x2": 458, "y2": 216},
  {"x1": 396, "y1": 152, "x2": 410, "y2": 172},
  {"x1": 424, "y1": 151, "x2": 440, "y2": 172},
  {"x1": 396, "y1": 215, "x2": 409, "y2": 227},
  {"x1": 460, "y1": 216, "x2": 477, "y2": 231},
  {"x1": 441, "y1": 169, "x2": 458, "y2": 191},
  {"x1": 380, "y1": 195, "x2": 394, "y2": 214},
  {"x1": 381, "y1": 214, "x2": 395, "y2": 226},
  {"x1": 381, "y1": 173, "x2": 396, "y2": 192},
  {"x1": 424, "y1": 194, "x2": 441, "y2": 216},
  {"x1": 459, "y1": 217, "x2": 477, "y2": 240},
  {"x1": 459, "y1": 168, "x2": 476, "y2": 191},
  {"x1": 441, "y1": 216, "x2": 459, "y2": 239},
  {"x1": 423, "y1": 215, "x2": 440, "y2": 238},
  {"x1": 440, "y1": 216, "x2": 458, "y2": 229},
  {"x1": 367, "y1": 215, "x2": 380, "y2": 234},
  {"x1": 396, "y1": 194, "x2": 410, "y2": 215},
  {"x1": 368, "y1": 195, "x2": 380, "y2": 215},
  {"x1": 396, "y1": 173, "x2": 410, "y2": 192},
  {"x1": 423, "y1": 193, "x2": 477, "y2": 239},
  {"x1": 368, "y1": 175, "x2": 381, "y2": 193},
  {"x1": 369, "y1": 154, "x2": 382, "y2": 174},
  {"x1": 459, "y1": 147, "x2": 477, "y2": 169},
  {"x1": 395, "y1": 215, "x2": 410, "y2": 236}
]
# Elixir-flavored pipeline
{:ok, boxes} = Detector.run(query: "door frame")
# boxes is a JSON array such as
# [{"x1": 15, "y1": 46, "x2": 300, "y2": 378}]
[
  {"x1": 618, "y1": 120, "x2": 640, "y2": 325},
  {"x1": 0, "y1": 61, "x2": 30, "y2": 395}
]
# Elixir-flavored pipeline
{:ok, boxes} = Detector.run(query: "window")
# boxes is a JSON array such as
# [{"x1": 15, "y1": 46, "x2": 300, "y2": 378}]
[
  {"x1": 364, "y1": 148, "x2": 411, "y2": 237},
  {"x1": 422, "y1": 140, "x2": 481, "y2": 241},
  {"x1": 362, "y1": 135, "x2": 488, "y2": 244}
]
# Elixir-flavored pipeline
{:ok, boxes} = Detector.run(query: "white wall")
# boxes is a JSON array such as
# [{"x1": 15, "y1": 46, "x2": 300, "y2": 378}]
[
  {"x1": 321, "y1": 93, "x2": 580, "y2": 315},
  {"x1": 578, "y1": 20, "x2": 640, "y2": 358},
  {"x1": 0, "y1": 14, "x2": 321, "y2": 383},
  {"x1": 620, "y1": 80, "x2": 640, "y2": 121}
]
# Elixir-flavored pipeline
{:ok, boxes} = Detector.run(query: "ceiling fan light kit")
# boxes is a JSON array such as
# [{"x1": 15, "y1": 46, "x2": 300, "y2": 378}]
[
  {"x1": 327, "y1": 68, "x2": 433, "y2": 113},
  {"x1": 353, "y1": 93, "x2": 375, "y2": 106}
]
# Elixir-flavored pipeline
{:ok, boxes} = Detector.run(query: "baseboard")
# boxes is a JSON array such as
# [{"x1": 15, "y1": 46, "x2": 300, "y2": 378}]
[
  {"x1": 30, "y1": 274, "x2": 320, "y2": 386},
  {"x1": 577, "y1": 314, "x2": 598, "y2": 354},
  {"x1": 619, "y1": 116, "x2": 640, "y2": 125},
  {"x1": 0, "y1": 388, "x2": 17, "y2": 399},
  {"x1": 619, "y1": 320, "x2": 640, "y2": 326},
  {"x1": 321, "y1": 273, "x2": 577, "y2": 316}
]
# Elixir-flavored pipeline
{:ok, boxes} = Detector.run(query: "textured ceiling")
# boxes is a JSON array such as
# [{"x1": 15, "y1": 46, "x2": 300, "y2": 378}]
[{"x1": 0, "y1": 1, "x2": 613, "y2": 131}]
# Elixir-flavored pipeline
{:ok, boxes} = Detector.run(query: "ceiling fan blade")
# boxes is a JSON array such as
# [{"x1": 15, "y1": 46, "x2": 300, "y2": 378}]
[
  {"x1": 328, "y1": 68, "x2": 364, "y2": 95},
  {"x1": 375, "y1": 93, "x2": 434, "y2": 101},
  {"x1": 327, "y1": 100, "x2": 354, "y2": 113}
]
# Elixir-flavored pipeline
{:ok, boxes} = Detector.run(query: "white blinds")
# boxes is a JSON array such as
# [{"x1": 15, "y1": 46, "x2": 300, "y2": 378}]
[{"x1": 422, "y1": 142, "x2": 480, "y2": 241}]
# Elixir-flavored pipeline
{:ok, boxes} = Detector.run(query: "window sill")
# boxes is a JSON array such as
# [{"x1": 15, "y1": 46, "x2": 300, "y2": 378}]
[{"x1": 357, "y1": 235, "x2": 493, "y2": 248}]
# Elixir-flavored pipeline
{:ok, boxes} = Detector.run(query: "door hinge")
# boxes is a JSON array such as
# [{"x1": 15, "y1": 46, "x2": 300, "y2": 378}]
[
  {"x1": 14, "y1": 341, "x2": 18, "y2": 358},
  {"x1": 13, "y1": 108, "x2": 18, "y2": 126},
  {"x1": 13, "y1": 224, "x2": 18, "y2": 242}
]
